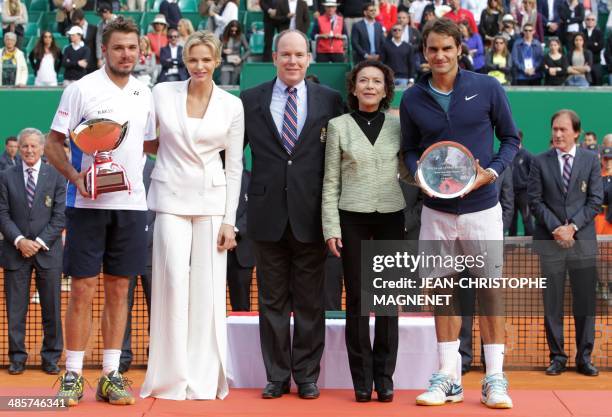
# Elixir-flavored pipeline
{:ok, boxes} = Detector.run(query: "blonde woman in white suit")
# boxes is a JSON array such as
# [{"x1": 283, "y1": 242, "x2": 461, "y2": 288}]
[{"x1": 140, "y1": 30, "x2": 244, "y2": 400}]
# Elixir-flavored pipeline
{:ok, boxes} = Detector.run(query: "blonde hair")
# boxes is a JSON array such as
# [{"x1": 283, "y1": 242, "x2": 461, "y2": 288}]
[
  {"x1": 178, "y1": 18, "x2": 195, "y2": 36},
  {"x1": 8, "y1": 0, "x2": 21, "y2": 16},
  {"x1": 139, "y1": 35, "x2": 152, "y2": 55},
  {"x1": 182, "y1": 30, "x2": 221, "y2": 63}
]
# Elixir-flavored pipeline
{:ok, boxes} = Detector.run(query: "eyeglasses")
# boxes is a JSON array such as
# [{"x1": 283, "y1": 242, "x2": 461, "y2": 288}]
[
  {"x1": 585, "y1": 18, "x2": 595, "y2": 20},
  {"x1": 523, "y1": 29, "x2": 533, "y2": 32},
  {"x1": 392, "y1": 28, "x2": 402, "y2": 32},
  {"x1": 494, "y1": 41, "x2": 504, "y2": 44},
  {"x1": 168, "y1": 35, "x2": 178, "y2": 38}
]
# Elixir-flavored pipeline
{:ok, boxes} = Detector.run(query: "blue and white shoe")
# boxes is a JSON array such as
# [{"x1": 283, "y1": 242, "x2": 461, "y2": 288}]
[
  {"x1": 481, "y1": 373, "x2": 513, "y2": 409},
  {"x1": 416, "y1": 372, "x2": 464, "y2": 406}
]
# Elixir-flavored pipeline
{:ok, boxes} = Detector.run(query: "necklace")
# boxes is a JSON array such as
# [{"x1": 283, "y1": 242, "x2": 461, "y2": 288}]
[{"x1": 352, "y1": 111, "x2": 381, "y2": 126}]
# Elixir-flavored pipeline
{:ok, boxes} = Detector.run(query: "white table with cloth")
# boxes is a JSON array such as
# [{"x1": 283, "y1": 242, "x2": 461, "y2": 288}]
[{"x1": 226, "y1": 314, "x2": 449, "y2": 389}]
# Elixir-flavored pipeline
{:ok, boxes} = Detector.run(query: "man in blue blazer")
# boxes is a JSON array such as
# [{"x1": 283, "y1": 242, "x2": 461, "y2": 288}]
[
  {"x1": 0, "y1": 128, "x2": 66, "y2": 376},
  {"x1": 351, "y1": 2, "x2": 384, "y2": 65},
  {"x1": 0, "y1": 136, "x2": 21, "y2": 171},
  {"x1": 157, "y1": 28, "x2": 188, "y2": 83},
  {"x1": 528, "y1": 109, "x2": 602, "y2": 377}
]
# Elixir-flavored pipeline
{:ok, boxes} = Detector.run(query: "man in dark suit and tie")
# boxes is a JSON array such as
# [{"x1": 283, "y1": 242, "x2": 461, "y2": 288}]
[
  {"x1": 240, "y1": 30, "x2": 343, "y2": 400},
  {"x1": 351, "y1": 3, "x2": 384, "y2": 65},
  {"x1": 528, "y1": 109, "x2": 602, "y2": 377},
  {"x1": 261, "y1": 0, "x2": 283, "y2": 62},
  {"x1": 0, "y1": 137, "x2": 21, "y2": 171},
  {"x1": 227, "y1": 169, "x2": 256, "y2": 311},
  {"x1": 0, "y1": 128, "x2": 66, "y2": 375},
  {"x1": 157, "y1": 29, "x2": 188, "y2": 83},
  {"x1": 119, "y1": 156, "x2": 155, "y2": 373},
  {"x1": 71, "y1": 9, "x2": 98, "y2": 73}
]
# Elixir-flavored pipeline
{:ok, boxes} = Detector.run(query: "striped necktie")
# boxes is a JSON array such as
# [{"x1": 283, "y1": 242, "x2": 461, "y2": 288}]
[
  {"x1": 281, "y1": 87, "x2": 298, "y2": 155},
  {"x1": 26, "y1": 168, "x2": 36, "y2": 208},
  {"x1": 562, "y1": 154, "x2": 572, "y2": 194}
]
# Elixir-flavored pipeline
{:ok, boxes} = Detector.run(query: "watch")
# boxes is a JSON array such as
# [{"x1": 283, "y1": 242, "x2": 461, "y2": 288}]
[{"x1": 570, "y1": 223, "x2": 578, "y2": 232}]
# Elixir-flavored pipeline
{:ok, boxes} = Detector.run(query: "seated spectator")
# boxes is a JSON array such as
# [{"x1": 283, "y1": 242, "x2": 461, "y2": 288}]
[
  {"x1": 312, "y1": 1, "x2": 348, "y2": 63},
  {"x1": 395, "y1": 10, "x2": 421, "y2": 48},
  {"x1": 211, "y1": 0, "x2": 239, "y2": 39},
  {"x1": 559, "y1": 0, "x2": 584, "y2": 49},
  {"x1": 500, "y1": 14, "x2": 519, "y2": 51},
  {"x1": 157, "y1": 28, "x2": 188, "y2": 83},
  {"x1": 61, "y1": 25, "x2": 90, "y2": 86},
  {"x1": 511, "y1": 23, "x2": 543, "y2": 85},
  {"x1": 29, "y1": 31, "x2": 62, "y2": 87},
  {"x1": 565, "y1": 32, "x2": 592, "y2": 87},
  {"x1": 53, "y1": 0, "x2": 85, "y2": 35},
  {"x1": 351, "y1": 3, "x2": 384, "y2": 65},
  {"x1": 459, "y1": 42, "x2": 474, "y2": 70},
  {"x1": 484, "y1": 35, "x2": 513, "y2": 85},
  {"x1": 517, "y1": 0, "x2": 544, "y2": 42},
  {"x1": 71, "y1": 9, "x2": 97, "y2": 73},
  {"x1": 246, "y1": 0, "x2": 261, "y2": 12},
  {"x1": 159, "y1": 0, "x2": 182, "y2": 29},
  {"x1": 95, "y1": 3, "x2": 117, "y2": 68},
  {"x1": 419, "y1": 7, "x2": 436, "y2": 29},
  {"x1": 134, "y1": 35, "x2": 157, "y2": 87},
  {"x1": 381, "y1": 24, "x2": 415, "y2": 87},
  {"x1": 1, "y1": 0, "x2": 28, "y2": 48},
  {"x1": 128, "y1": 0, "x2": 146, "y2": 12},
  {"x1": 543, "y1": 36, "x2": 568, "y2": 86},
  {"x1": 177, "y1": 18, "x2": 195, "y2": 46},
  {"x1": 220, "y1": 20, "x2": 250, "y2": 86},
  {"x1": 583, "y1": 12, "x2": 604, "y2": 86},
  {"x1": 0, "y1": 32, "x2": 27, "y2": 87},
  {"x1": 376, "y1": 0, "x2": 398, "y2": 34},
  {"x1": 459, "y1": 20, "x2": 484, "y2": 72},
  {"x1": 444, "y1": 0, "x2": 478, "y2": 34},
  {"x1": 606, "y1": 31, "x2": 612, "y2": 86},
  {"x1": 408, "y1": 0, "x2": 430, "y2": 29},
  {"x1": 479, "y1": 0, "x2": 503, "y2": 47},
  {"x1": 147, "y1": 14, "x2": 169, "y2": 63}
]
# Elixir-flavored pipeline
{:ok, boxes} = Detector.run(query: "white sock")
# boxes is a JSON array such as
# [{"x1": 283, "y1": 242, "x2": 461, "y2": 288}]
[
  {"x1": 438, "y1": 340, "x2": 460, "y2": 380},
  {"x1": 102, "y1": 349, "x2": 122, "y2": 375},
  {"x1": 483, "y1": 344, "x2": 505, "y2": 376},
  {"x1": 65, "y1": 350, "x2": 85, "y2": 375}
]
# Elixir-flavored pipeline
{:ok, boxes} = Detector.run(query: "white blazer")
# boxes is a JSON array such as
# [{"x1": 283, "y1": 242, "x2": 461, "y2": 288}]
[{"x1": 148, "y1": 80, "x2": 244, "y2": 225}]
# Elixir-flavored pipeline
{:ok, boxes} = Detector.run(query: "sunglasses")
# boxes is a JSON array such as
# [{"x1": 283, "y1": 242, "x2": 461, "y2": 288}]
[
  {"x1": 523, "y1": 29, "x2": 533, "y2": 32},
  {"x1": 392, "y1": 28, "x2": 402, "y2": 32},
  {"x1": 168, "y1": 35, "x2": 178, "y2": 38}
]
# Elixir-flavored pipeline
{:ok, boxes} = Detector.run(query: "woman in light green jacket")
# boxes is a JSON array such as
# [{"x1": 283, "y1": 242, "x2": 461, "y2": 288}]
[{"x1": 322, "y1": 60, "x2": 406, "y2": 403}]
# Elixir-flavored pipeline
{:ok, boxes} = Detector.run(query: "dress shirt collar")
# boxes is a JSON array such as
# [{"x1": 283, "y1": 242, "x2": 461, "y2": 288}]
[
  {"x1": 22, "y1": 158, "x2": 42, "y2": 174},
  {"x1": 274, "y1": 77, "x2": 306, "y2": 97},
  {"x1": 556, "y1": 144, "x2": 577, "y2": 159}
]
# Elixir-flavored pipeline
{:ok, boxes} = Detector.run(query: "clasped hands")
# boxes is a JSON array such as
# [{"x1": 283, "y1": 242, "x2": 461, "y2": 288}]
[
  {"x1": 552, "y1": 223, "x2": 576, "y2": 249},
  {"x1": 17, "y1": 239, "x2": 42, "y2": 258}
]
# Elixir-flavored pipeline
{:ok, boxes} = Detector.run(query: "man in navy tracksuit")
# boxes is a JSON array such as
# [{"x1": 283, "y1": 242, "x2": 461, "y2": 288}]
[{"x1": 400, "y1": 19, "x2": 519, "y2": 409}]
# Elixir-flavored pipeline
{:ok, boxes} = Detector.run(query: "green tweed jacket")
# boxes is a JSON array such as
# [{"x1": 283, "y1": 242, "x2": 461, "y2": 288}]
[{"x1": 322, "y1": 112, "x2": 406, "y2": 241}]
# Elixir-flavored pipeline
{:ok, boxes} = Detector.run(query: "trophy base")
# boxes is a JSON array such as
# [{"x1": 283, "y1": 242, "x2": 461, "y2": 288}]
[{"x1": 87, "y1": 171, "x2": 129, "y2": 195}]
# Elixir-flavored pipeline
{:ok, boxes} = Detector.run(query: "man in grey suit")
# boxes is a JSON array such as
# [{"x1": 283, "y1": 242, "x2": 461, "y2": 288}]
[
  {"x1": 0, "y1": 128, "x2": 66, "y2": 375},
  {"x1": 528, "y1": 109, "x2": 602, "y2": 377},
  {"x1": 0, "y1": 136, "x2": 21, "y2": 171}
]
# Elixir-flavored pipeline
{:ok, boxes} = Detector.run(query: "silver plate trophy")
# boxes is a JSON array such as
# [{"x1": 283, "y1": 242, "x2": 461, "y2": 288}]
[
  {"x1": 417, "y1": 141, "x2": 477, "y2": 199},
  {"x1": 69, "y1": 118, "x2": 130, "y2": 200}
]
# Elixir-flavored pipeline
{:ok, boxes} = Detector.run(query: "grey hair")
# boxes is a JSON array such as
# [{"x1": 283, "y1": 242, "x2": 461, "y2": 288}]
[
  {"x1": 182, "y1": 30, "x2": 221, "y2": 64},
  {"x1": 273, "y1": 29, "x2": 310, "y2": 53},
  {"x1": 3, "y1": 32, "x2": 17, "y2": 42},
  {"x1": 18, "y1": 128, "x2": 45, "y2": 147}
]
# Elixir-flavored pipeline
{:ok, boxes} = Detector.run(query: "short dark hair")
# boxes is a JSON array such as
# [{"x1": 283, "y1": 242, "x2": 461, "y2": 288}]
[
  {"x1": 363, "y1": 2, "x2": 375, "y2": 13},
  {"x1": 346, "y1": 60, "x2": 395, "y2": 111},
  {"x1": 5, "y1": 136, "x2": 17, "y2": 145},
  {"x1": 71, "y1": 9, "x2": 85, "y2": 23},
  {"x1": 97, "y1": 2, "x2": 111, "y2": 13},
  {"x1": 551, "y1": 109, "x2": 581, "y2": 133},
  {"x1": 522, "y1": 22, "x2": 534, "y2": 31},
  {"x1": 101, "y1": 16, "x2": 140, "y2": 46},
  {"x1": 584, "y1": 131, "x2": 597, "y2": 139},
  {"x1": 422, "y1": 18, "x2": 462, "y2": 49}
]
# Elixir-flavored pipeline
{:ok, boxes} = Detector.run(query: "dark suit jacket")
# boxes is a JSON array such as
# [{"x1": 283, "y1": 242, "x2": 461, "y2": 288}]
[
  {"x1": 241, "y1": 79, "x2": 344, "y2": 243},
  {"x1": 583, "y1": 27, "x2": 604, "y2": 65},
  {"x1": 528, "y1": 147, "x2": 602, "y2": 255},
  {"x1": 275, "y1": 0, "x2": 310, "y2": 34},
  {"x1": 83, "y1": 23, "x2": 97, "y2": 72},
  {"x1": 0, "y1": 152, "x2": 20, "y2": 171},
  {"x1": 0, "y1": 162, "x2": 66, "y2": 270},
  {"x1": 351, "y1": 19, "x2": 384, "y2": 64},
  {"x1": 495, "y1": 165, "x2": 514, "y2": 233},
  {"x1": 157, "y1": 45, "x2": 188, "y2": 82},
  {"x1": 235, "y1": 170, "x2": 255, "y2": 267}
]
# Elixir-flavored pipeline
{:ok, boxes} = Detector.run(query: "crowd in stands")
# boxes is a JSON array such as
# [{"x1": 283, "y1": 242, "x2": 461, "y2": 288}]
[{"x1": 1, "y1": 0, "x2": 612, "y2": 88}]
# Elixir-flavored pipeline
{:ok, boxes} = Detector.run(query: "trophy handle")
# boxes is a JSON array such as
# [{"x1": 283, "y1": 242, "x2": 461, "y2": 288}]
[{"x1": 115, "y1": 122, "x2": 130, "y2": 149}]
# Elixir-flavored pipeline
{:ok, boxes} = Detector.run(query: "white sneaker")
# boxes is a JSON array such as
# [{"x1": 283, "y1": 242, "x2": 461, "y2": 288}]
[
  {"x1": 481, "y1": 373, "x2": 513, "y2": 409},
  {"x1": 416, "y1": 372, "x2": 464, "y2": 406}
]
